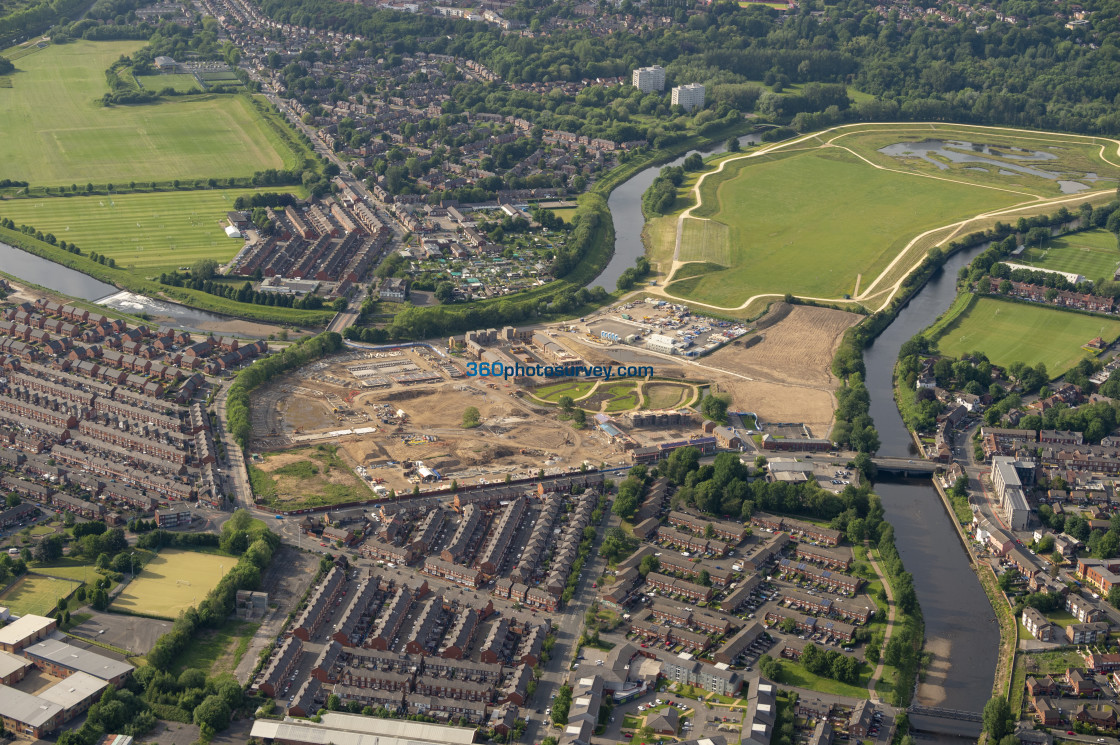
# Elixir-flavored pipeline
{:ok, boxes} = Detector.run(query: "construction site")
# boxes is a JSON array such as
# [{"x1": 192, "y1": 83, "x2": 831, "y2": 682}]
[{"x1": 248, "y1": 345, "x2": 636, "y2": 498}]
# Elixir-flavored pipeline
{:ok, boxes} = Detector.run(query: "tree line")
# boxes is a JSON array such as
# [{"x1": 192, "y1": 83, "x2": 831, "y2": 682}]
[{"x1": 226, "y1": 331, "x2": 343, "y2": 449}]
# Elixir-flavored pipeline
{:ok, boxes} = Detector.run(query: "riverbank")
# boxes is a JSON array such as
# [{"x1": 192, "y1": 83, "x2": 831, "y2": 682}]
[{"x1": 0, "y1": 227, "x2": 334, "y2": 327}]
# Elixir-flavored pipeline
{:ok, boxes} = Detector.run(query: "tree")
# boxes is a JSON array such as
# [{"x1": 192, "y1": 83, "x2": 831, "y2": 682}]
[
  {"x1": 5, "y1": 494, "x2": 19, "y2": 508},
  {"x1": 727, "y1": 137, "x2": 741, "y2": 152},
  {"x1": 572, "y1": 408, "x2": 586, "y2": 428},
  {"x1": 558, "y1": 395, "x2": 574, "y2": 412},
  {"x1": 193, "y1": 695, "x2": 231, "y2": 736},
  {"x1": 435, "y1": 282, "x2": 455, "y2": 304},
  {"x1": 191, "y1": 259, "x2": 218, "y2": 280},
  {"x1": 700, "y1": 393, "x2": 731, "y2": 424},
  {"x1": 462, "y1": 406, "x2": 480, "y2": 428},
  {"x1": 698, "y1": 569, "x2": 711, "y2": 586},
  {"x1": 983, "y1": 695, "x2": 1013, "y2": 742},
  {"x1": 34, "y1": 534, "x2": 64, "y2": 563}
]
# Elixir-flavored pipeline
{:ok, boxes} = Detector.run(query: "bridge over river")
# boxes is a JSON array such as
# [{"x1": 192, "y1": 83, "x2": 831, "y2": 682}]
[
  {"x1": 907, "y1": 705, "x2": 984, "y2": 738},
  {"x1": 871, "y1": 456, "x2": 942, "y2": 476}
]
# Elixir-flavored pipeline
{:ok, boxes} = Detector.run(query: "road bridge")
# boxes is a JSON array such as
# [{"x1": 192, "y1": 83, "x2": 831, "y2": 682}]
[
  {"x1": 907, "y1": 705, "x2": 984, "y2": 738},
  {"x1": 871, "y1": 456, "x2": 942, "y2": 476}
]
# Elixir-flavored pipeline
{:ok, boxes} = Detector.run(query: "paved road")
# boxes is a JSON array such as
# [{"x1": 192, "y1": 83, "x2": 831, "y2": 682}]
[{"x1": 521, "y1": 508, "x2": 614, "y2": 744}]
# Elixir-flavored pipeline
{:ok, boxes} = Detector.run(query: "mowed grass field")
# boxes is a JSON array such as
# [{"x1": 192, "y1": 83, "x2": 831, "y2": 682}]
[
  {"x1": 668, "y1": 148, "x2": 1019, "y2": 305},
  {"x1": 136, "y1": 73, "x2": 201, "y2": 93},
  {"x1": 112, "y1": 549, "x2": 231, "y2": 618},
  {"x1": 1013, "y1": 229, "x2": 1120, "y2": 282},
  {"x1": 679, "y1": 217, "x2": 731, "y2": 266},
  {"x1": 933, "y1": 296, "x2": 1120, "y2": 375},
  {"x1": 0, "y1": 189, "x2": 270, "y2": 273},
  {"x1": 0, "y1": 41, "x2": 293, "y2": 184},
  {"x1": 0, "y1": 574, "x2": 80, "y2": 616}
]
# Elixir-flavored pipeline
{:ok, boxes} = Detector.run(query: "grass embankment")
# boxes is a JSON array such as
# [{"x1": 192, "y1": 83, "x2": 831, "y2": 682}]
[
  {"x1": 931, "y1": 296, "x2": 1120, "y2": 376},
  {"x1": 666, "y1": 146, "x2": 1019, "y2": 305},
  {"x1": 0, "y1": 226, "x2": 333, "y2": 325}
]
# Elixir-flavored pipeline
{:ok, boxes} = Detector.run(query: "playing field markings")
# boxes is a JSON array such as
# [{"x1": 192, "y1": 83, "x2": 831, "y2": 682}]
[{"x1": 679, "y1": 218, "x2": 731, "y2": 266}]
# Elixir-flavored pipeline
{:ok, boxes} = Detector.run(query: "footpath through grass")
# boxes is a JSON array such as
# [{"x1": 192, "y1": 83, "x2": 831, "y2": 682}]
[
  {"x1": 0, "y1": 41, "x2": 294, "y2": 185},
  {"x1": 667, "y1": 147, "x2": 1018, "y2": 305}
]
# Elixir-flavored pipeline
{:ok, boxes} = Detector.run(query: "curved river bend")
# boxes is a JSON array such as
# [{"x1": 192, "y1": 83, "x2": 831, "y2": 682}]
[
  {"x1": 3, "y1": 134, "x2": 1002, "y2": 710},
  {"x1": 597, "y1": 140, "x2": 999, "y2": 712}
]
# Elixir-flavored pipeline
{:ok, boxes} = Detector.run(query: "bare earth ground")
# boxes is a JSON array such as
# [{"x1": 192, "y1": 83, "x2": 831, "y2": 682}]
[
  {"x1": 699, "y1": 305, "x2": 860, "y2": 435},
  {"x1": 564, "y1": 304, "x2": 857, "y2": 436},
  {"x1": 709, "y1": 305, "x2": 860, "y2": 388}
]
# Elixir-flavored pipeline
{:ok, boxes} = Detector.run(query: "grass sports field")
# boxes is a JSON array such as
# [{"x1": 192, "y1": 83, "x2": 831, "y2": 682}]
[
  {"x1": 112, "y1": 549, "x2": 231, "y2": 618},
  {"x1": 0, "y1": 188, "x2": 277, "y2": 273},
  {"x1": 0, "y1": 574, "x2": 80, "y2": 616},
  {"x1": 932, "y1": 296, "x2": 1120, "y2": 375},
  {"x1": 661, "y1": 123, "x2": 1120, "y2": 309},
  {"x1": 136, "y1": 73, "x2": 201, "y2": 93},
  {"x1": 1012, "y1": 229, "x2": 1120, "y2": 282},
  {"x1": 670, "y1": 148, "x2": 1019, "y2": 305},
  {"x1": 0, "y1": 41, "x2": 294, "y2": 184}
]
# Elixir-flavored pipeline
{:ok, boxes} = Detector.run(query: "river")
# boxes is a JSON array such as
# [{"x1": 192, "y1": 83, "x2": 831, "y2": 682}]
[
  {"x1": 600, "y1": 139, "x2": 1000, "y2": 714},
  {"x1": 0, "y1": 241, "x2": 264, "y2": 334},
  {"x1": 863, "y1": 244, "x2": 1001, "y2": 712},
  {"x1": 592, "y1": 133, "x2": 761, "y2": 289}
]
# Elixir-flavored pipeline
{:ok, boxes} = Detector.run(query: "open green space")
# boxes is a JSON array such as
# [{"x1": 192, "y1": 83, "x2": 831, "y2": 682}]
[
  {"x1": 838, "y1": 124, "x2": 1120, "y2": 199},
  {"x1": 534, "y1": 380, "x2": 597, "y2": 402},
  {"x1": 643, "y1": 382, "x2": 690, "y2": 409},
  {"x1": 1012, "y1": 229, "x2": 1120, "y2": 282},
  {"x1": 249, "y1": 444, "x2": 372, "y2": 510},
  {"x1": 31, "y1": 558, "x2": 108, "y2": 586},
  {"x1": 136, "y1": 73, "x2": 201, "y2": 93},
  {"x1": 769, "y1": 659, "x2": 872, "y2": 698},
  {"x1": 931, "y1": 296, "x2": 1120, "y2": 376},
  {"x1": 667, "y1": 147, "x2": 1019, "y2": 305},
  {"x1": 112, "y1": 549, "x2": 232, "y2": 618},
  {"x1": 0, "y1": 40, "x2": 296, "y2": 184},
  {"x1": 171, "y1": 618, "x2": 258, "y2": 675},
  {"x1": 659, "y1": 124, "x2": 1120, "y2": 309},
  {"x1": 0, "y1": 574, "x2": 80, "y2": 616},
  {"x1": 0, "y1": 188, "x2": 276, "y2": 273}
]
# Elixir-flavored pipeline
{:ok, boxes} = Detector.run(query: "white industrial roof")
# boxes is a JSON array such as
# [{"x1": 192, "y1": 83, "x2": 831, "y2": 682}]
[
  {"x1": 251, "y1": 718, "x2": 478, "y2": 745},
  {"x1": 0, "y1": 615, "x2": 53, "y2": 647},
  {"x1": 38, "y1": 671, "x2": 107, "y2": 710},
  {"x1": 318, "y1": 712, "x2": 476, "y2": 744},
  {"x1": 23, "y1": 639, "x2": 134, "y2": 681}
]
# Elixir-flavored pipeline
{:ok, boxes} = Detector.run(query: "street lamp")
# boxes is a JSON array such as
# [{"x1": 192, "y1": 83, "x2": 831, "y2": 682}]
[{"x1": 130, "y1": 551, "x2": 136, "y2": 578}]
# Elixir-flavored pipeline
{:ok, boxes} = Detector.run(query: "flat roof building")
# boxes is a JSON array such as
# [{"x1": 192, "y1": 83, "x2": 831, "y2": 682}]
[
  {"x1": 632, "y1": 65, "x2": 666, "y2": 93},
  {"x1": 23, "y1": 639, "x2": 134, "y2": 685},
  {"x1": 0, "y1": 614, "x2": 56, "y2": 652},
  {"x1": 0, "y1": 684, "x2": 65, "y2": 738}
]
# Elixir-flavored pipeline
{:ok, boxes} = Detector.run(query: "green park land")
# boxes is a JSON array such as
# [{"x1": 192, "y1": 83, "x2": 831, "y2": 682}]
[
  {"x1": 660, "y1": 124, "x2": 1120, "y2": 308},
  {"x1": 1011, "y1": 228, "x2": 1120, "y2": 282},
  {"x1": 931, "y1": 296, "x2": 1120, "y2": 375},
  {"x1": 0, "y1": 40, "x2": 296, "y2": 185},
  {"x1": 0, "y1": 189, "x2": 277, "y2": 274}
]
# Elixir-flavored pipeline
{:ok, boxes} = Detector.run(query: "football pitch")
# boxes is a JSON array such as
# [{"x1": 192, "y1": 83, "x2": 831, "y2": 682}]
[
  {"x1": 932, "y1": 296, "x2": 1120, "y2": 375},
  {"x1": 1012, "y1": 229, "x2": 1120, "y2": 282},
  {"x1": 0, "y1": 574, "x2": 80, "y2": 617},
  {"x1": 111, "y1": 549, "x2": 232, "y2": 619},
  {"x1": 0, "y1": 41, "x2": 294, "y2": 185},
  {"x1": 0, "y1": 189, "x2": 276, "y2": 273}
]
